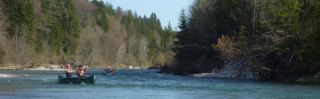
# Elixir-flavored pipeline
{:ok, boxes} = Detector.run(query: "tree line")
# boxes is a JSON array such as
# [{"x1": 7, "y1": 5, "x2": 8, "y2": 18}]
[
  {"x1": 0, "y1": 0, "x2": 175, "y2": 67},
  {"x1": 172, "y1": 0, "x2": 320, "y2": 81}
]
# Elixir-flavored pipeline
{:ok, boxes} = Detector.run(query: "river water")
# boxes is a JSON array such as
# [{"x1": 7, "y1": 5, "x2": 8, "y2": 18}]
[{"x1": 0, "y1": 69, "x2": 319, "y2": 99}]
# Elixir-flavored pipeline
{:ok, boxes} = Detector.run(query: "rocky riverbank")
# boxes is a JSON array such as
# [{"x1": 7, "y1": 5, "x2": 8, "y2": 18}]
[
  {"x1": 190, "y1": 59, "x2": 257, "y2": 80},
  {"x1": 0, "y1": 64, "x2": 63, "y2": 70},
  {"x1": 0, "y1": 65, "x2": 35, "y2": 70},
  {"x1": 161, "y1": 59, "x2": 320, "y2": 83},
  {"x1": 25, "y1": 65, "x2": 64, "y2": 71}
]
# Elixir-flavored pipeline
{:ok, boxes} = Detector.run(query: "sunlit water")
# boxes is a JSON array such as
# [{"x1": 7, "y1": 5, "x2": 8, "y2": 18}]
[{"x1": 0, "y1": 69, "x2": 319, "y2": 99}]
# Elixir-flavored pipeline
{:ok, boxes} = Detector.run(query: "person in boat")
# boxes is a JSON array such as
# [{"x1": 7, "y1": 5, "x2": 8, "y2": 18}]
[
  {"x1": 104, "y1": 66, "x2": 116, "y2": 75},
  {"x1": 111, "y1": 67, "x2": 116, "y2": 75},
  {"x1": 104, "y1": 66, "x2": 112, "y2": 73},
  {"x1": 65, "y1": 64, "x2": 73, "y2": 77},
  {"x1": 77, "y1": 64, "x2": 87, "y2": 77}
]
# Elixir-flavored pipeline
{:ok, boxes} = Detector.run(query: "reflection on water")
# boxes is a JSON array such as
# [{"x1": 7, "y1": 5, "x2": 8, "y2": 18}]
[{"x1": 0, "y1": 69, "x2": 320, "y2": 99}]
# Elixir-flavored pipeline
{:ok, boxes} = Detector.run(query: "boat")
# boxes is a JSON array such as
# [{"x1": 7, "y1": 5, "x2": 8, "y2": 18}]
[
  {"x1": 58, "y1": 75, "x2": 96, "y2": 84},
  {"x1": 103, "y1": 67, "x2": 116, "y2": 75}
]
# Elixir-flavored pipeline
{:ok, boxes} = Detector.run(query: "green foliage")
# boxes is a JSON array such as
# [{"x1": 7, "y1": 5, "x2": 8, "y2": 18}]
[
  {"x1": 2, "y1": 0, "x2": 35, "y2": 44},
  {"x1": 175, "y1": 0, "x2": 252, "y2": 74},
  {"x1": 178, "y1": 9, "x2": 188, "y2": 31},
  {"x1": 299, "y1": 0, "x2": 320, "y2": 73},
  {"x1": 175, "y1": 0, "x2": 320, "y2": 80},
  {"x1": 120, "y1": 11, "x2": 133, "y2": 30},
  {"x1": 119, "y1": 9, "x2": 175, "y2": 65},
  {"x1": 0, "y1": 0, "x2": 175, "y2": 66},
  {"x1": 39, "y1": 0, "x2": 80, "y2": 56},
  {"x1": 91, "y1": 0, "x2": 115, "y2": 32}
]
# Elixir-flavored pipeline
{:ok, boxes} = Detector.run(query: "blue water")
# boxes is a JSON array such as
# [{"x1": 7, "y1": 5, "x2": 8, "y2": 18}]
[{"x1": 0, "y1": 69, "x2": 319, "y2": 99}]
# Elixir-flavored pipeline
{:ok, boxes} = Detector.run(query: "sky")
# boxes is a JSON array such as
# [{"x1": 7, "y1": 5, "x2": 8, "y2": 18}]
[{"x1": 104, "y1": 0, "x2": 194, "y2": 30}]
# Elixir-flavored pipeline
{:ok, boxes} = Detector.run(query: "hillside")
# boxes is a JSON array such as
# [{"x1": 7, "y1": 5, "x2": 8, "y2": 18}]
[
  {"x1": 0, "y1": 0, "x2": 175, "y2": 67},
  {"x1": 168, "y1": 0, "x2": 320, "y2": 81}
]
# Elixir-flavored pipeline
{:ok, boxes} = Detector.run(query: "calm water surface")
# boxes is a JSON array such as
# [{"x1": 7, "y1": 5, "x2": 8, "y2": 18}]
[{"x1": 0, "y1": 69, "x2": 319, "y2": 99}]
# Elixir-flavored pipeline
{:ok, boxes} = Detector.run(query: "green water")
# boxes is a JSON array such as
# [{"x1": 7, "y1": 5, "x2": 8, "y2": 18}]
[{"x1": 0, "y1": 69, "x2": 319, "y2": 99}]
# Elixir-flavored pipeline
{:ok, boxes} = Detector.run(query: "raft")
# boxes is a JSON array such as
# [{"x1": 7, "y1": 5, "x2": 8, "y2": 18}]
[{"x1": 58, "y1": 75, "x2": 96, "y2": 84}]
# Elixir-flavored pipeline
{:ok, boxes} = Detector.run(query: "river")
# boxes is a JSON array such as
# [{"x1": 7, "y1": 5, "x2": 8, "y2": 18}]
[{"x1": 0, "y1": 69, "x2": 319, "y2": 99}]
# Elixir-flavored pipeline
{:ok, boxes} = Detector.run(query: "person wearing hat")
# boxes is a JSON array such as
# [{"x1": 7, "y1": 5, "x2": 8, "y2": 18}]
[{"x1": 65, "y1": 64, "x2": 73, "y2": 77}]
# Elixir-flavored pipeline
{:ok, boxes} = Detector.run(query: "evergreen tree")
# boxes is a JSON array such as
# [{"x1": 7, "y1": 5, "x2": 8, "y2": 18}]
[{"x1": 2, "y1": 0, "x2": 35, "y2": 44}]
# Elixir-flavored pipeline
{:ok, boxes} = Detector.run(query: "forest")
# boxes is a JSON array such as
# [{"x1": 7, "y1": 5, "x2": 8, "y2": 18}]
[
  {"x1": 0, "y1": 0, "x2": 319, "y2": 81},
  {"x1": 0, "y1": 0, "x2": 175, "y2": 67},
  {"x1": 168, "y1": 0, "x2": 320, "y2": 81}
]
